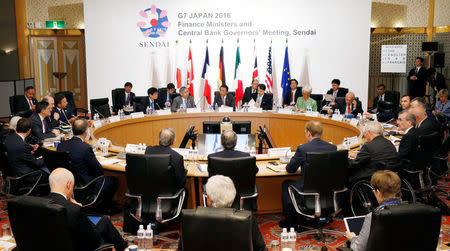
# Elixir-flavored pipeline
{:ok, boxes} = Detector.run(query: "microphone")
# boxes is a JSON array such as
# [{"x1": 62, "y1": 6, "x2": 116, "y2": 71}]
[
  {"x1": 155, "y1": 102, "x2": 161, "y2": 110},
  {"x1": 94, "y1": 108, "x2": 105, "y2": 119}
]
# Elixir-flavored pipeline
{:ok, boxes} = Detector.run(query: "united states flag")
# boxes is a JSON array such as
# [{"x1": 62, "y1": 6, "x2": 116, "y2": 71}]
[{"x1": 265, "y1": 46, "x2": 273, "y2": 93}]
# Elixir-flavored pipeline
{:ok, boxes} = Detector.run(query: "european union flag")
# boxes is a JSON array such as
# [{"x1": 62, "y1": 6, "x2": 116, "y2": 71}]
[{"x1": 281, "y1": 46, "x2": 291, "y2": 100}]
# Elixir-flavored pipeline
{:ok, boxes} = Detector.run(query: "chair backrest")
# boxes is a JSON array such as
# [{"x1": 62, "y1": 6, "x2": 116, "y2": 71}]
[
  {"x1": 41, "y1": 147, "x2": 72, "y2": 173},
  {"x1": 377, "y1": 100, "x2": 396, "y2": 113},
  {"x1": 55, "y1": 91, "x2": 77, "y2": 115},
  {"x1": 302, "y1": 150, "x2": 348, "y2": 213},
  {"x1": 9, "y1": 96, "x2": 16, "y2": 115},
  {"x1": 132, "y1": 96, "x2": 148, "y2": 112},
  {"x1": 8, "y1": 196, "x2": 74, "y2": 251},
  {"x1": 207, "y1": 156, "x2": 257, "y2": 198},
  {"x1": 111, "y1": 88, "x2": 124, "y2": 110},
  {"x1": 366, "y1": 203, "x2": 441, "y2": 251},
  {"x1": 10, "y1": 95, "x2": 32, "y2": 117},
  {"x1": 214, "y1": 91, "x2": 236, "y2": 98},
  {"x1": 181, "y1": 207, "x2": 253, "y2": 251},
  {"x1": 340, "y1": 87, "x2": 349, "y2": 96},
  {"x1": 335, "y1": 97, "x2": 346, "y2": 108},
  {"x1": 310, "y1": 94, "x2": 323, "y2": 109},
  {"x1": 125, "y1": 153, "x2": 177, "y2": 201},
  {"x1": 90, "y1": 98, "x2": 110, "y2": 118},
  {"x1": 414, "y1": 132, "x2": 441, "y2": 171}
]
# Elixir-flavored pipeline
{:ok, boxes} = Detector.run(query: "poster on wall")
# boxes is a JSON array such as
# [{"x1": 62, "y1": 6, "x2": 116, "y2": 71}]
[{"x1": 380, "y1": 45, "x2": 407, "y2": 73}]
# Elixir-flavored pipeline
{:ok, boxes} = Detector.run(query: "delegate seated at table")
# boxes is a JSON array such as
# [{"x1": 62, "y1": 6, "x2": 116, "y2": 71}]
[{"x1": 294, "y1": 85, "x2": 317, "y2": 112}]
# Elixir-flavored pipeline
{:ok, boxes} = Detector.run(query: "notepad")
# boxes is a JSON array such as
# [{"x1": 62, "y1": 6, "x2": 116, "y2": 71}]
[{"x1": 266, "y1": 164, "x2": 287, "y2": 172}]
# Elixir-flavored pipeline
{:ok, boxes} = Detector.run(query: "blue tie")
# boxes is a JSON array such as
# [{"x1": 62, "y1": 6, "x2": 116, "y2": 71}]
[{"x1": 151, "y1": 101, "x2": 154, "y2": 110}]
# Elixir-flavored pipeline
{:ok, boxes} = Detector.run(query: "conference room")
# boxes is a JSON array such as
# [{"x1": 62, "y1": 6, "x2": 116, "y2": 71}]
[{"x1": 0, "y1": 0, "x2": 449, "y2": 250}]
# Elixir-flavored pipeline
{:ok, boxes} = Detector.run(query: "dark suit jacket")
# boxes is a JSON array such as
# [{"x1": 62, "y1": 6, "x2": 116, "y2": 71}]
[
  {"x1": 157, "y1": 88, "x2": 177, "y2": 109},
  {"x1": 213, "y1": 93, "x2": 236, "y2": 108},
  {"x1": 139, "y1": 97, "x2": 161, "y2": 114},
  {"x1": 407, "y1": 67, "x2": 428, "y2": 97},
  {"x1": 4, "y1": 132, "x2": 45, "y2": 177},
  {"x1": 15, "y1": 95, "x2": 37, "y2": 117},
  {"x1": 398, "y1": 127, "x2": 419, "y2": 169},
  {"x1": 373, "y1": 91, "x2": 397, "y2": 109},
  {"x1": 326, "y1": 88, "x2": 348, "y2": 98},
  {"x1": 256, "y1": 94, "x2": 273, "y2": 110},
  {"x1": 334, "y1": 100, "x2": 364, "y2": 116},
  {"x1": 416, "y1": 117, "x2": 439, "y2": 136},
  {"x1": 46, "y1": 192, "x2": 101, "y2": 251},
  {"x1": 171, "y1": 96, "x2": 196, "y2": 112},
  {"x1": 30, "y1": 113, "x2": 56, "y2": 140},
  {"x1": 243, "y1": 87, "x2": 257, "y2": 104},
  {"x1": 113, "y1": 90, "x2": 135, "y2": 113},
  {"x1": 57, "y1": 137, "x2": 103, "y2": 185},
  {"x1": 208, "y1": 149, "x2": 258, "y2": 174},
  {"x1": 349, "y1": 135, "x2": 399, "y2": 182},
  {"x1": 52, "y1": 106, "x2": 74, "y2": 125},
  {"x1": 429, "y1": 73, "x2": 446, "y2": 92},
  {"x1": 286, "y1": 138, "x2": 337, "y2": 188},
  {"x1": 145, "y1": 145, "x2": 187, "y2": 188},
  {"x1": 283, "y1": 88, "x2": 302, "y2": 106}
]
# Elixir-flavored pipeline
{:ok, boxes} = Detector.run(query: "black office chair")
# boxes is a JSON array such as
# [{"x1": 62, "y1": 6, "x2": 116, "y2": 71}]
[
  {"x1": 206, "y1": 156, "x2": 258, "y2": 211},
  {"x1": 123, "y1": 153, "x2": 185, "y2": 240},
  {"x1": 55, "y1": 91, "x2": 89, "y2": 119},
  {"x1": 337, "y1": 203, "x2": 441, "y2": 251},
  {"x1": 9, "y1": 95, "x2": 32, "y2": 118},
  {"x1": 377, "y1": 100, "x2": 396, "y2": 114},
  {"x1": 8, "y1": 196, "x2": 114, "y2": 251},
  {"x1": 214, "y1": 91, "x2": 236, "y2": 98},
  {"x1": 111, "y1": 88, "x2": 124, "y2": 113},
  {"x1": 132, "y1": 96, "x2": 148, "y2": 113},
  {"x1": 310, "y1": 94, "x2": 324, "y2": 110},
  {"x1": 181, "y1": 207, "x2": 254, "y2": 251},
  {"x1": 288, "y1": 150, "x2": 348, "y2": 247},
  {"x1": 90, "y1": 98, "x2": 111, "y2": 118}
]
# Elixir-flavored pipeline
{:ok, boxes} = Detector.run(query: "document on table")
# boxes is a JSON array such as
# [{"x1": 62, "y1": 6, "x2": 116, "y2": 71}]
[
  {"x1": 198, "y1": 164, "x2": 208, "y2": 173},
  {"x1": 265, "y1": 163, "x2": 287, "y2": 172}
]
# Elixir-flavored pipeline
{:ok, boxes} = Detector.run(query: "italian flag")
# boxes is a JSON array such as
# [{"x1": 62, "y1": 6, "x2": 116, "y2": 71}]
[{"x1": 234, "y1": 46, "x2": 243, "y2": 108}]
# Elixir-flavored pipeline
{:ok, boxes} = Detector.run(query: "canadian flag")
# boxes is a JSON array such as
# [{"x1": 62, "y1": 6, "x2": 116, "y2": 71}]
[{"x1": 186, "y1": 46, "x2": 194, "y2": 97}]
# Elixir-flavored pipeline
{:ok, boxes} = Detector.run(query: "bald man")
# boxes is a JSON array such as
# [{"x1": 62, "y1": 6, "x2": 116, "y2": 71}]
[
  {"x1": 330, "y1": 92, "x2": 364, "y2": 116},
  {"x1": 47, "y1": 168, "x2": 127, "y2": 251}
]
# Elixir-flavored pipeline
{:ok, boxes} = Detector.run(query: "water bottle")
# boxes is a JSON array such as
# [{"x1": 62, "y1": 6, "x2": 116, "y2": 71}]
[
  {"x1": 289, "y1": 227, "x2": 297, "y2": 250},
  {"x1": 137, "y1": 225, "x2": 145, "y2": 250},
  {"x1": 437, "y1": 228, "x2": 443, "y2": 251},
  {"x1": 93, "y1": 113, "x2": 99, "y2": 121},
  {"x1": 144, "y1": 224, "x2": 153, "y2": 250},
  {"x1": 280, "y1": 228, "x2": 289, "y2": 249},
  {"x1": 119, "y1": 109, "x2": 124, "y2": 119},
  {"x1": 357, "y1": 113, "x2": 362, "y2": 120},
  {"x1": 334, "y1": 109, "x2": 340, "y2": 115},
  {"x1": 250, "y1": 147, "x2": 256, "y2": 156},
  {"x1": 146, "y1": 106, "x2": 151, "y2": 115},
  {"x1": 306, "y1": 105, "x2": 312, "y2": 112}
]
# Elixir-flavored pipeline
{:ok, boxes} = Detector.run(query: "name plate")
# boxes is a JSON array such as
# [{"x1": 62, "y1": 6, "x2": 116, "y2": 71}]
[
  {"x1": 93, "y1": 120, "x2": 102, "y2": 128},
  {"x1": 172, "y1": 148, "x2": 191, "y2": 159},
  {"x1": 130, "y1": 112, "x2": 145, "y2": 119},
  {"x1": 109, "y1": 115, "x2": 120, "y2": 123},
  {"x1": 278, "y1": 109, "x2": 293, "y2": 115},
  {"x1": 331, "y1": 114, "x2": 343, "y2": 121},
  {"x1": 156, "y1": 109, "x2": 171, "y2": 115},
  {"x1": 218, "y1": 107, "x2": 233, "y2": 113},
  {"x1": 125, "y1": 144, "x2": 146, "y2": 154},
  {"x1": 248, "y1": 107, "x2": 263, "y2": 113},
  {"x1": 349, "y1": 118, "x2": 359, "y2": 127},
  {"x1": 186, "y1": 108, "x2": 201, "y2": 113},
  {"x1": 268, "y1": 147, "x2": 292, "y2": 158},
  {"x1": 306, "y1": 111, "x2": 319, "y2": 117}
]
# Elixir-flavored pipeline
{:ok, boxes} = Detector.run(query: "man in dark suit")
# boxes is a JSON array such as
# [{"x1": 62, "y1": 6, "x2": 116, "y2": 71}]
[
  {"x1": 30, "y1": 101, "x2": 61, "y2": 140},
  {"x1": 330, "y1": 92, "x2": 363, "y2": 116},
  {"x1": 428, "y1": 68, "x2": 446, "y2": 104},
  {"x1": 171, "y1": 86, "x2": 196, "y2": 112},
  {"x1": 407, "y1": 57, "x2": 428, "y2": 98},
  {"x1": 57, "y1": 118, "x2": 118, "y2": 213},
  {"x1": 4, "y1": 118, "x2": 48, "y2": 183},
  {"x1": 213, "y1": 84, "x2": 235, "y2": 109},
  {"x1": 348, "y1": 121, "x2": 399, "y2": 183},
  {"x1": 396, "y1": 110, "x2": 419, "y2": 171},
  {"x1": 243, "y1": 79, "x2": 259, "y2": 104},
  {"x1": 15, "y1": 86, "x2": 38, "y2": 117},
  {"x1": 280, "y1": 121, "x2": 337, "y2": 229},
  {"x1": 112, "y1": 82, "x2": 135, "y2": 113},
  {"x1": 208, "y1": 130, "x2": 256, "y2": 160},
  {"x1": 326, "y1": 79, "x2": 348, "y2": 98},
  {"x1": 410, "y1": 97, "x2": 440, "y2": 135},
  {"x1": 47, "y1": 168, "x2": 127, "y2": 251},
  {"x1": 372, "y1": 84, "x2": 397, "y2": 110},
  {"x1": 254, "y1": 84, "x2": 272, "y2": 110},
  {"x1": 138, "y1": 87, "x2": 161, "y2": 114},
  {"x1": 53, "y1": 93, "x2": 76, "y2": 125},
  {"x1": 145, "y1": 128, "x2": 187, "y2": 188},
  {"x1": 157, "y1": 83, "x2": 177, "y2": 109},
  {"x1": 283, "y1": 79, "x2": 302, "y2": 107}
]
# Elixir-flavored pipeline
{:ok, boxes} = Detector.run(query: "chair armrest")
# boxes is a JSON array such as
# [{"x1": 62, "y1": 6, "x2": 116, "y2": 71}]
[
  {"x1": 288, "y1": 185, "x2": 320, "y2": 219},
  {"x1": 95, "y1": 243, "x2": 115, "y2": 251},
  {"x1": 75, "y1": 175, "x2": 104, "y2": 190},
  {"x1": 7, "y1": 170, "x2": 43, "y2": 196},
  {"x1": 333, "y1": 187, "x2": 348, "y2": 214},
  {"x1": 156, "y1": 188, "x2": 186, "y2": 223},
  {"x1": 403, "y1": 169, "x2": 425, "y2": 188},
  {"x1": 75, "y1": 176, "x2": 105, "y2": 207},
  {"x1": 125, "y1": 193, "x2": 142, "y2": 221},
  {"x1": 239, "y1": 184, "x2": 259, "y2": 210},
  {"x1": 336, "y1": 247, "x2": 352, "y2": 251},
  {"x1": 76, "y1": 107, "x2": 89, "y2": 114}
]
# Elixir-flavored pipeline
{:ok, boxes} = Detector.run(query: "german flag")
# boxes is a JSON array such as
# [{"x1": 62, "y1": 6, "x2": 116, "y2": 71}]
[{"x1": 218, "y1": 45, "x2": 226, "y2": 87}]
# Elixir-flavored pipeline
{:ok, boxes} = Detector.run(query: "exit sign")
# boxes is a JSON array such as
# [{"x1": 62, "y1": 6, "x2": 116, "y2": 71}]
[{"x1": 45, "y1": 20, "x2": 65, "y2": 29}]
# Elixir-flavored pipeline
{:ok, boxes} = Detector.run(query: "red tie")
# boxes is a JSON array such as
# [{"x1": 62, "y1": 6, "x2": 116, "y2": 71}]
[
  {"x1": 28, "y1": 99, "x2": 33, "y2": 109},
  {"x1": 347, "y1": 104, "x2": 351, "y2": 114},
  {"x1": 291, "y1": 92, "x2": 294, "y2": 103},
  {"x1": 222, "y1": 96, "x2": 225, "y2": 105}
]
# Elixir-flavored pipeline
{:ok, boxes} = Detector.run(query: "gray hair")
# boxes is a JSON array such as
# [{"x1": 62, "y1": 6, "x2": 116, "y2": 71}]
[
  {"x1": 9, "y1": 116, "x2": 21, "y2": 130},
  {"x1": 399, "y1": 109, "x2": 416, "y2": 127},
  {"x1": 159, "y1": 128, "x2": 175, "y2": 147},
  {"x1": 302, "y1": 85, "x2": 312, "y2": 94},
  {"x1": 363, "y1": 121, "x2": 383, "y2": 136},
  {"x1": 346, "y1": 92, "x2": 355, "y2": 99},
  {"x1": 205, "y1": 175, "x2": 236, "y2": 208},
  {"x1": 179, "y1": 86, "x2": 188, "y2": 94},
  {"x1": 221, "y1": 130, "x2": 237, "y2": 150}
]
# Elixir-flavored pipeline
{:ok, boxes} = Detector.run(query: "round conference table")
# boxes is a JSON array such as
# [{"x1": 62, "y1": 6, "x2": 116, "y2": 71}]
[{"x1": 92, "y1": 111, "x2": 361, "y2": 214}]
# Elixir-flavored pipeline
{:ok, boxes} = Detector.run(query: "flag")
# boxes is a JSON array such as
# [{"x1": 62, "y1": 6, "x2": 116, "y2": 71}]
[
  {"x1": 201, "y1": 46, "x2": 211, "y2": 107},
  {"x1": 218, "y1": 45, "x2": 226, "y2": 87},
  {"x1": 175, "y1": 41, "x2": 183, "y2": 88},
  {"x1": 265, "y1": 45, "x2": 273, "y2": 93},
  {"x1": 281, "y1": 46, "x2": 291, "y2": 100},
  {"x1": 252, "y1": 44, "x2": 258, "y2": 81},
  {"x1": 186, "y1": 46, "x2": 194, "y2": 97},
  {"x1": 234, "y1": 46, "x2": 243, "y2": 107}
]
